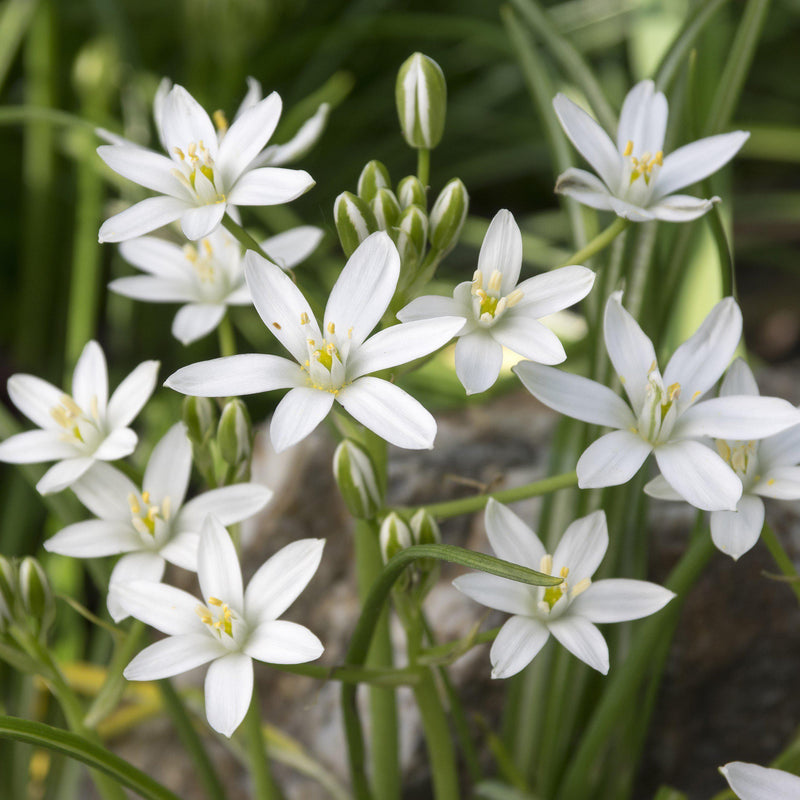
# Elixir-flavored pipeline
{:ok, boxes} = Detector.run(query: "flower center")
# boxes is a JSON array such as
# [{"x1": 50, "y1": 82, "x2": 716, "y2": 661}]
[
  {"x1": 298, "y1": 315, "x2": 351, "y2": 394},
  {"x1": 184, "y1": 240, "x2": 217, "y2": 283},
  {"x1": 623, "y1": 140, "x2": 663, "y2": 186},
  {"x1": 471, "y1": 269, "x2": 523, "y2": 325},
  {"x1": 50, "y1": 394, "x2": 102, "y2": 448},
  {"x1": 716, "y1": 439, "x2": 759, "y2": 486},
  {"x1": 128, "y1": 491, "x2": 171, "y2": 537},
  {"x1": 634, "y1": 366, "x2": 681, "y2": 444},
  {"x1": 536, "y1": 555, "x2": 590, "y2": 615},
  {"x1": 171, "y1": 141, "x2": 225, "y2": 203},
  {"x1": 196, "y1": 596, "x2": 237, "y2": 639}
]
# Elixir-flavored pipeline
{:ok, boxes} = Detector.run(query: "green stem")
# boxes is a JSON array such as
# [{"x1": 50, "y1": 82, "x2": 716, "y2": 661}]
[
  {"x1": 242, "y1": 687, "x2": 282, "y2": 800},
  {"x1": 413, "y1": 672, "x2": 459, "y2": 799},
  {"x1": 222, "y1": 216, "x2": 273, "y2": 261},
  {"x1": 417, "y1": 147, "x2": 430, "y2": 187},
  {"x1": 0, "y1": 105, "x2": 97, "y2": 132},
  {"x1": 217, "y1": 314, "x2": 237, "y2": 358},
  {"x1": 761, "y1": 523, "x2": 800, "y2": 605},
  {"x1": 556, "y1": 217, "x2": 630, "y2": 268}
]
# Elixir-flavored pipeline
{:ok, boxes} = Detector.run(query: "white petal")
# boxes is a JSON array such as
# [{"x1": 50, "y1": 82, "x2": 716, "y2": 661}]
[
  {"x1": 675, "y1": 396, "x2": 800, "y2": 440},
  {"x1": 663, "y1": 297, "x2": 742, "y2": 403},
  {"x1": 603, "y1": 291, "x2": 658, "y2": 410},
  {"x1": 348, "y1": 317, "x2": 465, "y2": 379},
  {"x1": 648, "y1": 194, "x2": 718, "y2": 222},
  {"x1": 118, "y1": 237, "x2": 186, "y2": 278},
  {"x1": 396, "y1": 293, "x2": 464, "y2": 323},
  {"x1": 324, "y1": 232, "x2": 400, "y2": 348},
  {"x1": 165, "y1": 354, "x2": 302, "y2": 397},
  {"x1": 270, "y1": 387, "x2": 334, "y2": 452},
  {"x1": 114, "y1": 580, "x2": 202, "y2": 635},
  {"x1": 72, "y1": 341, "x2": 108, "y2": 415},
  {"x1": 44, "y1": 520, "x2": 139, "y2": 557},
  {"x1": 577, "y1": 430, "x2": 652, "y2": 489},
  {"x1": 7, "y1": 374, "x2": 64, "y2": 429},
  {"x1": 720, "y1": 358, "x2": 759, "y2": 397},
  {"x1": 99, "y1": 196, "x2": 190, "y2": 243},
  {"x1": 234, "y1": 77, "x2": 263, "y2": 119},
  {"x1": 752, "y1": 466, "x2": 800, "y2": 499},
  {"x1": 160, "y1": 85, "x2": 218, "y2": 161},
  {"x1": 337, "y1": 377, "x2": 436, "y2": 450},
  {"x1": 143, "y1": 423, "x2": 192, "y2": 509},
  {"x1": 455, "y1": 331, "x2": 504, "y2": 395},
  {"x1": 710, "y1": 495, "x2": 765, "y2": 560},
  {"x1": 94, "y1": 428, "x2": 138, "y2": 461},
  {"x1": 261, "y1": 225, "x2": 324, "y2": 269},
  {"x1": 617, "y1": 80, "x2": 668, "y2": 155},
  {"x1": 159, "y1": 531, "x2": 199, "y2": 571},
  {"x1": 570, "y1": 579, "x2": 675, "y2": 622},
  {"x1": 254, "y1": 102, "x2": 329, "y2": 167},
  {"x1": 552, "y1": 94, "x2": 621, "y2": 189},
  {"x1": 37, "y1": 458, "x2": 94, "y2": 494},
  {"x1": 608, "y1": 196, "x2": 654, "y2": 221},
  {"x1": 180, "y1": 203, "x2": 226, "y2": 241},
  {"x1": 204, "y1": 653, "x2": 253, "y2": 738},
  {"x1": 172, "y1": 304, "x2": 226, "y2": 345},
  {"x1": 654, "y1": 440, "x2": 741, "y2": 511},
  {"x1": 552, "y1": 510, "x2": 608, "y2": 583},
  {"x1": 514, "y1": 362, "x2": 635, "y2": 429},
  {"x1": 244, "y1": 250, "x2": 319, "y2": 362},
  {"x1": 124, "y1": 634, "x2": 223, "y2": 681},
  {"x1": 554, "y1": 167, "x2": 614, "y2": 210},
  {"x1": 491, "y1": 314, "x2": 566, "y2": 365},
  {"x1": 484, "y1": 498, "x2": 546, "y2": 571},
  {"x1": 107, "y1": 552, "x2": 166, "y2": 621},
  {"x1": 477, "y1": 210, "x2": 522, "y2": 294},
  {"x1": 514, "y1": 265, "x2": 595, "y2": 319},
  {"x1": 655, "y1": 131, "x2": 749, "y2": 198},
  {"x1": 244, "y1": 619, "x2": 323, "y2": 664},
  {"x1": 227, "y1": 167, "x2": 314, "y2": 205},
  {"x1": 643, "y1": 474, "x2": 683, "y2": 502},
  {"x1": 452, "y1": 572, "x2": 535, "y2": 616},
  {"x1": 97, "y1": 145, "x2": 189, "y2": 198},
  {"x1": 106, "y1": 360, "x2": 160, "y2": 429},
  {"x1": 720, "y1": 762, "x2": 800, "y2": 800},
  {"x1": 547, "y1": 615, "x2": 609, "y2": 674},
  {"x1": 759, "y1": 423, "x2": 800, "y2": 469},
  {"x1": 109, "y1": 276, "x2": 195, "y2": 303},
  {"x1": 179, "y1": 484, "x2": 273, "y2": 533},
  {"x1": 0, "y1": 430, "x2": 79, "y2": 464},
  {"x1": 489, "y1": 616, "x2": 550, "y2": 679},
  {"x1": 198, "y1": 516, "x2": 244, "y2": 611},
  {"x1": 72, "y1": 462, "x2": 137, "y2": 520}
]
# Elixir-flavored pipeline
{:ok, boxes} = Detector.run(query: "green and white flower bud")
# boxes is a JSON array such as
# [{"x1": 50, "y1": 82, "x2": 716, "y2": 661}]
[
  {"x1": 379, "y1": 512, "x2": 413, "y2": 564},
  {"x1": 371, "y1": 188, "x2": 402, "y2": 234},
  {"x1": 334, "y1": 191, "x2": 379, "y2": 257},
  {"x1": 217, "y1": 399, "x2": 253, "y2": 469},
  {"x1": 395, "y1": 53, "x2": 447, "y2": 150},
  {"x1": 19, "y1": 557, "x2": 55, "y2": 638},
  {"x1": 333, "y1": 439, "x2": 383, "y2": 519},
  {"x1": 397, "y1": 176, "x2": 427, "y2": 209},
  {"x1": 429, "y1": 178, "x2": 469, "y2": 255},
  {"x1": 357, "y1": 160, "x2": 392, "y2": 203},
  {"x1": 0, "y1": 556, "x2": 16, "y2": 628},
  {"x1": 395, "y1": 204, "x2": 429, "y2": 279},
  {"x1": 410, "y1": 509, "x2": 441, "y2": 546},
  {"x1": 183, "y1": 396, "x2": 218, "y2": 445}
]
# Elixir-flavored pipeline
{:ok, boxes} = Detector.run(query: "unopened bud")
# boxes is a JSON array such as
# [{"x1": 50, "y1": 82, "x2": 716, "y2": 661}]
[
  {"x1": 357, "y1": 160, "x2": 391, "y2": 203},
  {"x1": 396, "y1": 204, "x2": 428, "y2": 269},
  {"x1": 371, "y1": 188, "x2": 401, "y2": 233},
  {"x1": 217, "y1": 399, "x2": 253, "y2": 469},
  {"x1": 183, "y1": 396, "x2": 218, "y2": 445},
  {"x1": 395, "y1": 53, "x2": 447, "y2": 150},
  {"x1": 333, "y1": 440, "x2": 383, "y2": 519},
  {"x1": 0, "y1": 556, "x2": 16, "y2": 628},
  {"x1": 410, "y1": 509, "x2": 440, "y2": 546},
  {"x1": 397, "y1": 176, "x2": 426, "y2": 209},
  {"x1": 429, "y1": 178, "x2": 469, "y2": 255},
  {"x1": 19, "y1": 557, "x2": 55, "y2": 638},
  {"x1": 334, "y1": 192, "x2": 379, "y2": 257},
  {"x1": 380, "y1": 513, "x2": 413, "y2": 563}
]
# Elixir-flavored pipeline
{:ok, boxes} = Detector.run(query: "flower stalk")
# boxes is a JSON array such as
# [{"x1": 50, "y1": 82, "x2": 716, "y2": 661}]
[{"x1": 556, "y1": 216, "x2": 630, "y2": 268}]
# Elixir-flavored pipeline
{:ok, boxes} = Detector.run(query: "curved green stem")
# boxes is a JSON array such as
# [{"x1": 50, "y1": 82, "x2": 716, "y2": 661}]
[
  {"x1": 243, "y1": 687, "x2": 283, "y2": 800},
  {"x1": 417, "y1": 147, "x2": 430, "y2": 187},
  {"x1": 556, "y1": 217, "x2": 630, "y2": 268},
  {"x1": 222, "y1": 216, "x2": 273, "y2": 261},
  {"x1": 761, "y1": 523, "x2": 800, "y2": 605},
  {"x1": 217, "y1": 314, "x2": 237, "y2": 358}
]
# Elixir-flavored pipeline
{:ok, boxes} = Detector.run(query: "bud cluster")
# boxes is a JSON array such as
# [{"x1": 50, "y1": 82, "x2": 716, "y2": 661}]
[
  {"x1": 0, "y1": 555, "x2": 55, "y2": 640},
  {"x1": 379, "y1": 509, "x2": 441, "y2": 604}
]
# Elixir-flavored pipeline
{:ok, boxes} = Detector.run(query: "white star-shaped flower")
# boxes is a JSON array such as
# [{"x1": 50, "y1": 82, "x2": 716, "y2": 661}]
[
  {"x1": 110, "y1": 225, "x2": 323, "y2": 345},
  {"x1": 118, "y1": 515, "x2": 324, "y2": 737},
  {"x1": 0, "y1": 341, "x2": 158, "y2": 494},
  {"x1": 720, "y1": 762, "x2": 800, "y2": 800},
  {"x1": 454, "y1": 500, "x2": 674, "y2": 678},
  {"x1": 553, "y1": 80, "x2": 749, "y2": 222},
  {"x1": 398, "y1": 209, "x2": 594, "y2": 394},
  {"x1": 165, "y1": 232, "x2": 465, "y2": 452},
  {"x1": 515, "y1": 293, "x2": 800, "y2": 511},
  {"x1": 44, "y1": 423, "x2": 273, "y2": 620}
]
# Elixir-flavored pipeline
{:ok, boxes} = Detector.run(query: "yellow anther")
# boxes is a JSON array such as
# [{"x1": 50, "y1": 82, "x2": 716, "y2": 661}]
[
  {"x1": 540, "y1": 554, "x2": 553, "y2": 575},
  {"x1": 348, "y1": 326, "x2": 354, "y2": 339},
  {"x1": 183, "y1": 245, "x2": 197, "y2": 263},
  {"x1": 768, "y1": 478, "x2": 775, "y2": 486},
  {"x1": 173, "y1": 147, "x2": 185, "y2": 160},
  {"x1": 202, "y1": 239, "x2": 213, "y2": 256},
  {"x1": 655, "y1": 151, "x2": 663, "y2": 166},
  {"x1": 559, "y1": 566, "x2": 570, "y2": 579},
  {"x1": 327, "y1": 322, "x2": 336, "y2": 334},
  {"x1": 142, "y1": 491, "x2": 151, "y2": 504},
  {"x1": 623, "y1": 140, "x2": 633, "y2": 157},
  {"x1": 506, "y1": 289, "x2": 524, "y2": 307},
  {"x1": 487, "y1": 270, "x2": 503, "y2": 293},
  {"x1": 208, "y1": 597, "x2": 223, "y2": 606},
  {"x1": 61, "y1": 395, "x2": 83, "y2": 416},
  {"x1": 667, "y1": 383, "x2": 681, "y2": 401},
  {"x1": 570, "y1": 578, "x2": 591, "y2": 598},
  {"x1": 326, "y1": 342, "x2": 336, "y2": 354},
  {"x1": 128, "y1": 493, "x2": 141, "y2": 514},
  {"x1": 648, "y1": 360, "x2": 657, "y2": 373},
  {"x1": 307, "y1": 338, "x2": 316, "y2": 347},
  {"x1": 212, "y1": 109, "x2": 228, "y2": 134},
  {"x1": 691, "y1": 390, "x2": 701, "y2": 401},
  {"x1": 472, "y1": 269, "x2": 483, "y2": 288},
  {"x1": 717, "y1": 440, "x2": 732, "y2": 462},
  {"x1": 300, "y1": 312, "x2": 309, "y2": 325},
  {"x1": 188, "y1": 142, "x2": 197, "y2": 160}
]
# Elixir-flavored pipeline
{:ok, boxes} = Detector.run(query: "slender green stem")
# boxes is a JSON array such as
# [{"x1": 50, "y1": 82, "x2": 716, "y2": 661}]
[
  {"x1": 417, "y1": 147, "x2": 430, "y2": 187},
  {"x1": 0, "y1": 105, "x2": 97, "y2": 131},
  {"x1": 222, "y1": 216, "x2": 273, "y2": 261},
  {"x1": 413, "y1": 672, "x2": 459, "y2": 799},
  {"x1": 217, "y1": 314, "x2": 237, "y2": 358},
  {"x1": 556, "y1": 217, "x2": 630, "y2": 268},
  {"x1": 761, "y1": 523, "x2": 800, "y2": 605},
  {"x1": 265, "y1": 660, "x2": 421, "y2": 686},
  {"x1": 242, "y1": 688, "x2": 282, "y2": 800}
]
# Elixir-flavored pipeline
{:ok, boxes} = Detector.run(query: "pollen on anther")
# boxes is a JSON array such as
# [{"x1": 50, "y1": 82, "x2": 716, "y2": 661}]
[
  {"x1": 142, "y1": 491, "x2": 151, "y2": 504},
  {"x1": 272, "y1": 322, "x2": 282, "y2": 330},
  {"x1": 300, "y1": 312, "x2": 309, "y2": 325},
  {"x1": 488, "y1": 270, "x2": 502, "y2": 293},
  {"x1": 327, "y1": 322, "x2": 335, "y2": 334},
  {"x1": 623, "y1": 140, "x2": 634, "y2": 157}
]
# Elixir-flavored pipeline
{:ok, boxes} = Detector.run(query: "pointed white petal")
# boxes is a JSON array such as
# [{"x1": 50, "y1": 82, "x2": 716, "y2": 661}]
[
  {"x1": 227, "y1": 167, "x2": 314, "y2": 206},
  {"x1": 720, "y1": 358, "x2": 759, "y2": 397},
  {"x1": 244, "y1": 620, "x2": 323, "y2": 664},
  {"x1": 452, "y1": 573, "x2": 535, "y2": 616},
  {"x1": 114, "y1": 580, "x2": 202, "y2": 635},
  {"x1": 649, "y1": 194, "x2": 718, "y2": 222},
  {"x1": 99, "y1": 196, "x2": 190, "y2": 243},
  {"x1": 118, "y1": 237, "x2": 186, "y2": 278},
  {"x1": 7, "y1": 374, "x2": 64, "y2": 429},
  {"x1": 270, "y1": 387, "x2": 334, "y2": 452},
  {"x1": 233, "y1": 77, "x2": 263, "y2": 120},
  {"x1": 608, "y1": 196, "x2": 654, "y2": 221},
  {"x1": 0, "y1": 431, "x2": 79, "y2": 464},
  {"x1": 261, "y1": 225, "x2": 324, "y2": 269},
  {"x1": 759, "y1": 423, "x2": 800, "y2": 469},
  {"x1": 492, "y1": 314, "x2": 566, "y2": 365},
  {"x1": 617, "y1": 80, "x2": 668, "y2": 155},
  {"x1": 752, "y1": 466, "x2": 800, "y2": 500},
  {"x1": 72, "y1": 341, "x2": 108, "y2": 415},
  {"x1": 348, "y1": 317, "x2": 464, "y2": 379},
  {"x1": 484, "y1": 498, "x2": 546, "y2": 571},
  {"x1": 324, "y1": 232, "x2": 400, "y2": 347},
  {"x1": 454, "y1": 331, "x2": 504, "y2": 395},
  {"x1": 109, "y1": 276, "x2": 195, "y2": 303},
  {"x1": 204, "y1": 653, "x2": 253, "y2": 737},
  {"x1": 172, "y1": 304, "x2": 226, "y2": 345},
  {"x1": 179, "y1": 484, "x2": 273, "y2": 533},
  {"x1": 72, "y1": 462, "x2": 137, "y2": 520},
  {"x1": 337, "y1": 377, "x2": 436, "y2": 450},
  {"x1": 552, "y1": 510, "x2": 608, "y2": 583},
  {"x1": 244, "y1": 539, "x2": 324, "y2": 623},
  {"x1": 655, "y1": 131, "x2": 749, "y2": 198},
  {"x1": 105, "y1": 360, "x2": 159, "y2": 430},
  {"x1": 654, "y1": 440, "x2": 741, "y2": 511},
  {"x1": 554, "y1": 168, "x2": 614, "y2": 210},
  {"x1": 165, "y1": 354, "x2": 302, "y2": 397},
  {"x1": 97, "y1": 145, "x2": 190, "y2": 198},
  {"x1": 124, "y1": 634, "x2": 223, "y2": 681},
  {"x1": 552, "y1": 94, "x2": 621, "y2": 189},
  {"x1": 477, "y1": 210, "x2": 523, "y2": 294},
  {"x1": 160, "y1": 85, "x2": 218, "y2": 160},
  {"x1": 577, "y1": 430, "x2": 652, "y2": 489},
  {"x1": 570, "y1": 578, "x2": 674, "y2": 622},
  {"x1": 489, "y1": 616, "x2": 550, "y2": 679},
  {"x1": 37, "y1": 458, "x2": 94, "y2": 494},
  {"x1": 710, "y1": 495, "x2": 765, "y2": 560},
  {"x1": 44, "y1": 520, "x2": 139, "y2": 557},
  {"x1": 180, "y1": 203, "x2": 226, "y2": 241},
  {"x1": 94, "y1": 428, "x2": 138, "y2": 461},
  {"x1": 198, "y1": 516, "x2": 244, "y2": 611},
  {"x1": 643, "y1": 474, "x2": 683, "y2": 501},
  {"x1": 547, "y1": 615, "x2": 609, "y2": 674},
  {"x1": 160, "y1": 531, "x2": 199, "y2": 571},
  {"x1": 674, "y1": 396, "x2": 800, "y2": 440},
  {"x1": 396, "y1": 293, "x2": 464, "y2": 323},
  {"x1": 143, "y1": 423, "x2": 192, "y2": 509},
  {"x1": 514, "y1": 265, "x2": 595, "y2": 319},
  {"x1": 720, "y1": 761, "x2": 800, "y2": 800},
  {"x1": 107, "y1": 552, "x2": 166, "y2": 621},
  {"x1": 663, "y1": 297, "x2": 742, "y2": 403},
  {"x1": 254, "y1": 102, "x2": 329, "y2": 167}
]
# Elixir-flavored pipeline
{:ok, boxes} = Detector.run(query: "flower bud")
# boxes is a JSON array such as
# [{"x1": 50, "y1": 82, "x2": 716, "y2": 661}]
[
  {"x1": 410, "y1": 509, "x2": 441, "y2": 546},
  {"x1": 217, "y1": 399, "x2": 253, "y2": 470},
  {"x1": 357, "y1": 160, "x2": 391, "y2": 203},
  {"x1": 429, "y1": 178, "x2": 469, "y2": 255},
  {"x1": 397, "y1": 176, "x2": 427, "y2": 209},
  {"x1": 0, "y1": 556, "x2": 16, "y2": 629},
  {"x1": 183, "y1": 396, "x2": 218, "y2": 445},
  {"x1": 395, "y1": 53, "x2": 447, "y2": 150},
  {"x1": 380, "y1": 512, "x2": 413, "y2": 563},
  {"x1": 371, "y1": 188, "x2": 401, "y2": 234},
  {"x1": 19, "y1": 557, "x2": 55, "y2": 638},
  {"x1": 333, "y1": 440, "x2": 383, "y2": 519},
  {"x1": 395, "y1": 204, "x2": 428, "y2": 281},
  {"x1": 334, "y1": 191, "x2": 379, "y2": 257}
]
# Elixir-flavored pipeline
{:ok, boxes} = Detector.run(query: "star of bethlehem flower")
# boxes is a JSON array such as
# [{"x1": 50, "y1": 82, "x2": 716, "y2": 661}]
[
  {"x1": 514, "y1": 293, "x2": 800, "y2": 511},
  {"x1": 97, "y1": 82, "x2": 315, "y2": 243},
  {"x1": 110, "y1": 224, "x2": 323, "y2": 344},
  {"x1": 720, "y1": 761, "x2": 800, "y2": 800},
  {"x1": 646, "y1": 359, "x2": 800, "y2": 559},
  {"x1": 165, "y1": 232, "x2": 466, "y2": 452},
  {"x1": 117, "y1": 515, "x2": 324, "y2": 737},
  {"x1": 44, "y1": 423, "x2": 272, "y2": 620},
  {"x1": 553, "y1": 80, "x2": 749, "y2": 222},
  {"x1": 397, "y1": 209, "x2": 595, "y2": 394},
  {"x1": 453, "y1": 500, "x2": 674, "y2": 678},
  {"x1": 0, "y1": 341, "x2": 158, "y2": 495}
]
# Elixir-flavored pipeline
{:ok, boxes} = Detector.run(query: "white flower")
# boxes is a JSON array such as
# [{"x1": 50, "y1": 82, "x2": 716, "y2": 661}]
[
  {"x1": 165, "y1": 232, "x2": 465, "y2": 452},
  {"x1": 0, "y1": 341, "x2": 158, "y2": 495},
  {"x1": 44, "y1": 423, "x2": 272, "y2": 620},
  {"x1": 515, "y1": 293, "x2": 800, "y2": 511},
  {"x1": 553, "y1": 80, "x2": 749, "y2": 222},
  {"x1": 720, "y1": 762, "x2": 800, "y2": 800},
  {"x1": 397, "y1": 209, "x2": 594, "y2": 394},
  {"x1": 453, "y1": 500, "x2": 674, "y2": 678},
  {"x1": 118, "y1": 515, "x2": 324, "y2": 737},
  {"x1": 97, "y1": 83, "x2": 315, "y2": 243},
  {"x1": 645, "y1": 359, "x2": 800, "y2": 560},
  {"x1": 109, "y1": 225, "x2": 323, "y2": 345}
]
